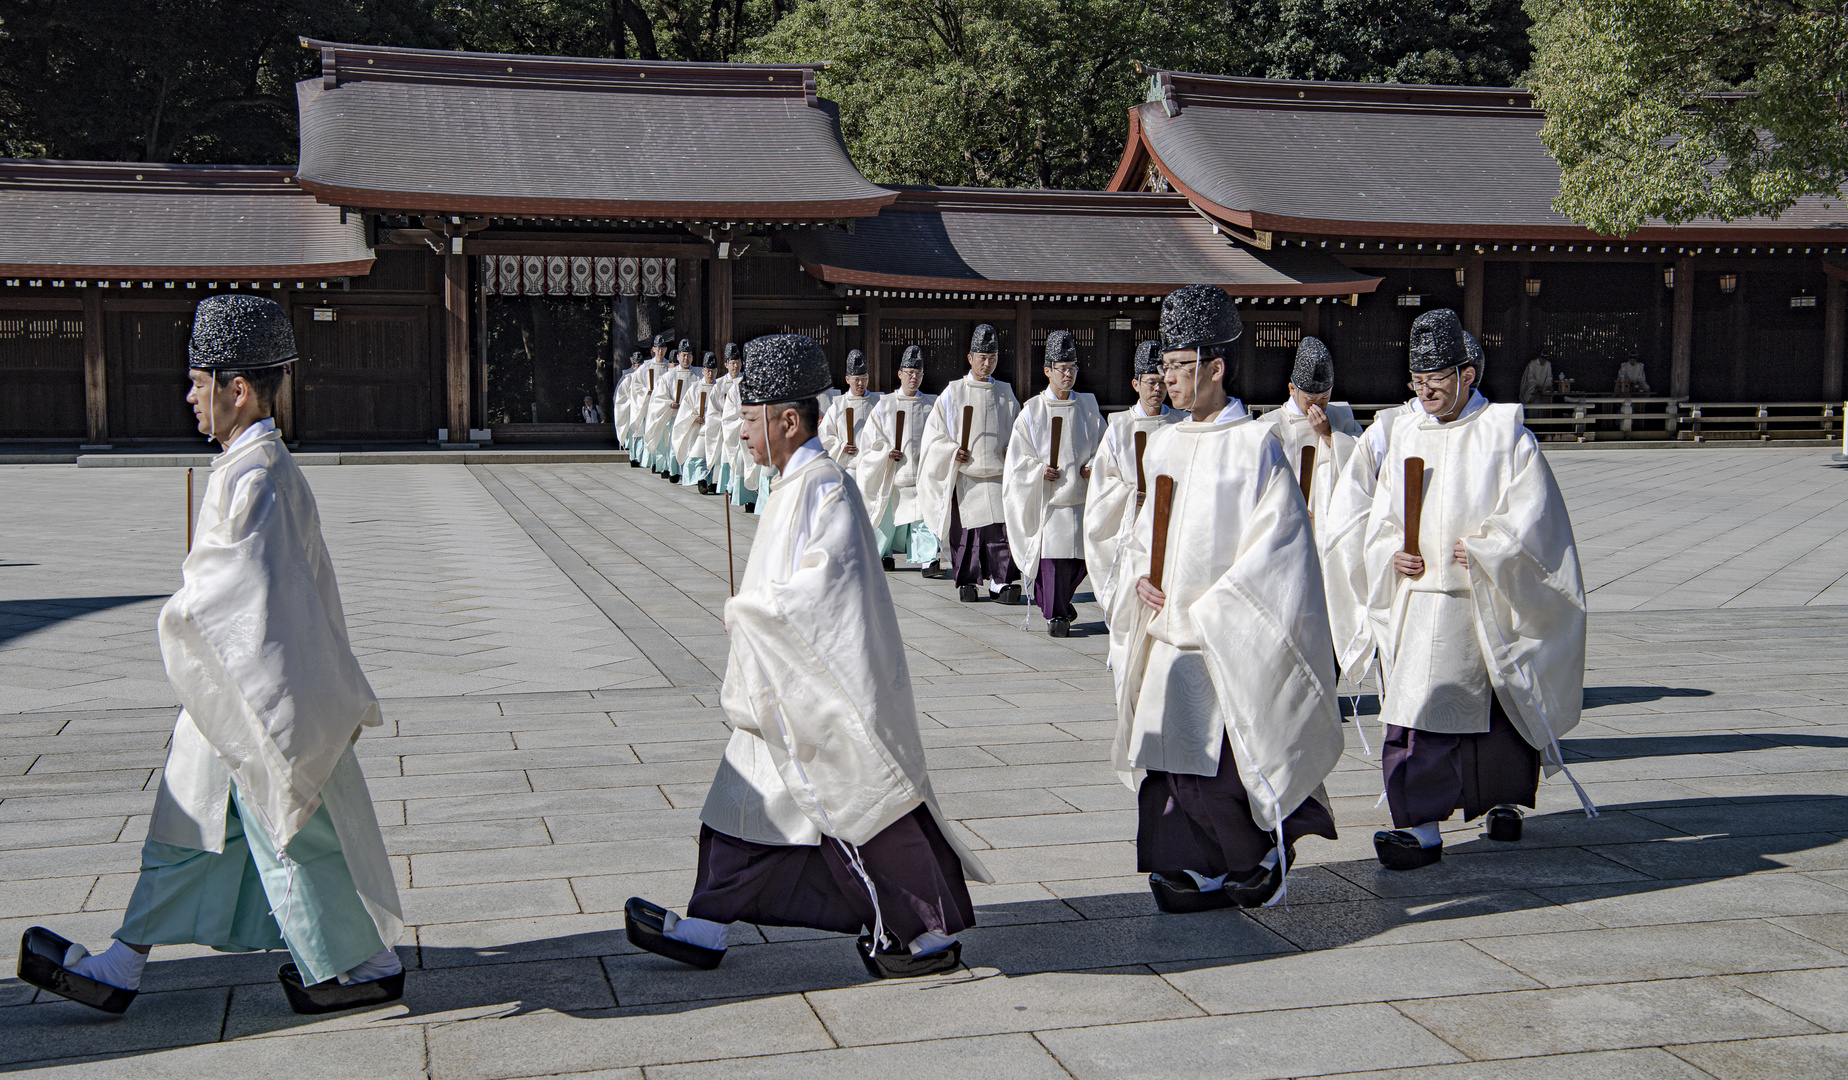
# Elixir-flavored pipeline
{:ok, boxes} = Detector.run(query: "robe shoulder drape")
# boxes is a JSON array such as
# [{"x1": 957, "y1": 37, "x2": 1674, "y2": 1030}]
[
  {"x1": 1363, "y1": 401, "x2": 1586, "y2": 765},
  {"x1": 702, "y1": 453, "x2": 992, "y2": 882},
  {"x1": 152, "y1": 429, "x2": 401, "y2": 947},
  {"x1": 1322, "y1": 401, "x2": 1417, "y2": 684},
  {"x1": 1002, "y1": 392, "x2": 1105, "y2": 583},
  {"x1": 819, "y1": 392, "x2": 881, "y2": 464},
  {"x1": 645, "y1": 367, "x2": 693, "y2": 458},
  {"x1": 855, "y1": 392, "x2": 935, "y2": 531},
  {"x1": 918, "y1": 378, "x2": 1020, "y2": 541},
  {"x1": 1104, "y1": 417, "x2": 1343, "y2": 833}
]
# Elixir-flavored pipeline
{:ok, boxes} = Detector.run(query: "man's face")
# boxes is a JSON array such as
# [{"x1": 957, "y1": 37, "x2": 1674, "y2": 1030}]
[
  {"x1": 1289, "y1": 383, "x2": 1332, "y2": 414},
  {"x1": 1133, "y1": 373, "x2": 1166, "y2": 411},
  {"x1": 186, "y1": 370, "x2": 238, "y2": 436},
  {"x1": 703, "y1": 367, "x2": 716, "y2": 382},
  {"x1": 846, "y1": 374, "x2": 868, "y2": 395},
  {"x1": 677, "y1": 351, "x2": 693, "y2": 368},
  {"x1": 1414, "y1": 365, "x2": 1474, "y2": 418},
  {"x1": 652, "y1": 347, "x2": 667, "y2": 362},
  {"x1": 899, "y1": 367, "x2": 923, "y2": 392},
  {"x1": 1162, "y1": 347, "x2": 1221, "y2": 411},
  {"x1": 967, "y1": 352, "x2": 998, "y2": 381},
  {"x1": 1045, "y1": 360, "x2": 1078, "y2": 395},
  {"x1": 741, "y1": 403, "x2": 771, "y2": 466},
  {"x1": 726, "y1": 359, "x2": 742, "y2": 376}
]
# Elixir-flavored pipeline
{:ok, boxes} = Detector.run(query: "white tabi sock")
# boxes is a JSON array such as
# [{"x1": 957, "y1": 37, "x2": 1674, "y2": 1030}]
[
  {"x1": 336, "y1": 946, "x2": 403, "y2": 986},
  {"x1": 1406, "y1": 822, "x2": 1444, "y2": 848},
  {"x1": 1259, "y1": 848, "x2": 1281, "y2": 871},
  {"x1": 68, "y1": 940, "x2": 146, "y2": 991},
  {"x1": 1182, "y1": 870, "x2": 1228, "y2": 892},
  {"x1": 908, "y1": 931, "x2": 958, "y2": 956},
  {"x1": 986, "y1": 580, "x2": 1003, "y2": 594},
  {"x1": 662, "y1": 912, "x2": 730, "y2": 952}
]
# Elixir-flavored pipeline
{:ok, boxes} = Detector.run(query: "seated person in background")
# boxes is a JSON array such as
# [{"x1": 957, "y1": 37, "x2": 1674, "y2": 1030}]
[
  {"x1": 1614, "y1": 356, "x2": 1650, "y2": 396},
  {"x1": 1518, "y1": 354, "x2": 1553, "y2": 404}
]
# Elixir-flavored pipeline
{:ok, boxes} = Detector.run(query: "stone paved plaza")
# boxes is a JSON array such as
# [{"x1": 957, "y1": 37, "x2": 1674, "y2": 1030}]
[{"x1": 4, "y1": 447, "x2": 1848, "y2": 1079}]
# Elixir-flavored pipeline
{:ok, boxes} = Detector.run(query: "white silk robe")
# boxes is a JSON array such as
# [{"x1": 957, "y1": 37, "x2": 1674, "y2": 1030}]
[
  {"x1": 673, "y1": 377, "x2": 720, "y2": 468},
  {"x1": 819, "y1": 391, "x2": 881, "y2": 465},
  {"x1": 1363, "y1": 396, "x2": 1586, "y2": 768},
  {"x1": 701, "y1": 445, "x2": 992, "y2": 882},
  {"x1": 918, "y1": 376, "x2": 1020, "y2": 540},
  {"x1": 1105, "y1": 407, "x2": 1343, "y2": 833},
  {"x1": 703, "y1": 373, "x2": 736, "y2": 467},
  {"x1": 617, "y1": 360, "x2": 668, "y2": 444},
  {"x1": 1002, "y1": 390, "x2": 1105, "y2": 583},
  {"x1": 645, "y1": 365, "x2": 696, "y2": 463},
  {"x1": 1322, "y1": 398, "x2": 1420, "y2": 684},
  {"x1": 719, "y1": 377, "x2": 762, "y2": 497},
  {"x1": 152, "y1": 425, "x2": 402, "y2": 949},
  {"x1": 1083, "y1": 403, "x2": 1183, "y2": 618},
  {"x1": 1264, "y1": 400, "x2": 1362, "y2": 533},
  {"x1": 855, "y1": 390, "x2": 935, "y2": 532}
]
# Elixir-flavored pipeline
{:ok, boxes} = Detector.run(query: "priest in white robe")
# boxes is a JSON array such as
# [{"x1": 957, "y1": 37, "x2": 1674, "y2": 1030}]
[
  {"x1": 1518, "y1": 353, "x2": 1554, "y2": 405},
  {"x1": 20, "y1": 296, "x2": 404, "y2": 1017},
  {"x1": 672, "y1": 351, "x2": 721, "y2": 489},
  {"x1": 644, "y1": 338, "x2": 696, "y2": 479},
  {"x1": 702, "y1": 345, "x2": 740, "y2": 496},
  {"x1": 1108, "y1": 285, "x2": 1342, "y2": 914},
  {"x1": 1265, "y1": 337, "x2": 1363, "y2": 533},
  {"x1": 719, "y1": 343, "x2": 766, "y2": 511},
  {"x1": 1363, "y1": 309, "x2": 1588, "y2": 871},
  {"x1": 624, "y1": 334, "x2": 990, "y2": 979},
  {"x1": 1003, "y1": 330, "x2": 1104, "y2": 636},
  {"x1": 1084, "y1": 340, "x2": 1182, "y2": 618},
  {"x1": 918, "y1": 323, "x2": 1024, "y2": 605},
  {"x1": 612, "y1": 350, "x2": 642, "y2": 451},
  {"x1": 623, "y1": 334, "x2": 674, "y2": 468},
  {"x1": 856, "y1": 345, "x2": 943, "y2": 575},
  {"x1": 819, "y1": 349, "x2": 880, "y2": 465}
]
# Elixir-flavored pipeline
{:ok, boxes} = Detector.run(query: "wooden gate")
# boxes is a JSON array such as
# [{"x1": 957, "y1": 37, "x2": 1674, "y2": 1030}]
[
  {"x1": 0, "y1": 310, "x2": 85, "y2": 439},
  {"x1": 293, "y1": 305, "x2": 433, "y2": 442},
  {"x1": 107, "y1": 309, "x2": 196, "y2": 441}
]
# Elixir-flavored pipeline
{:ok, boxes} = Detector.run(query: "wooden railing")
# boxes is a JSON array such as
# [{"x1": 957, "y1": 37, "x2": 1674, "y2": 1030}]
[{"x1": 1250, "y1": 399, "x2": 1843, "y2": 444}]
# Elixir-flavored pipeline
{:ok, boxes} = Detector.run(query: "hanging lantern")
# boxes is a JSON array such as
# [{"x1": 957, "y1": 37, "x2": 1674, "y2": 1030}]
[
  {"x1": 1524, "y1": 278, "x2": 1542, "y2": 298},
  {"x1": 1719, "y1": 273, "x2": 1738, "y2": 294}
]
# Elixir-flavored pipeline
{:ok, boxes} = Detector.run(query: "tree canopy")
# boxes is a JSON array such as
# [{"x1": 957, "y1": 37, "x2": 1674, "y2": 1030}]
[
  {"x1": 1, "y1": 0, "x2": 1531, "y2": 190},
  {"x1": 1528, "y1": 0, "x2": 1848, "y2": 235}
]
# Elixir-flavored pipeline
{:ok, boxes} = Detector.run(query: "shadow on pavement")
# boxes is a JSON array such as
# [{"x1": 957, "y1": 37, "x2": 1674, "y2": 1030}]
[
  {"x1": 7, "y1": 793, "x2": 1848, "y2": 1068},
  {"x1": 0, "y1": 595, "x2": 170, "y2": 649}
]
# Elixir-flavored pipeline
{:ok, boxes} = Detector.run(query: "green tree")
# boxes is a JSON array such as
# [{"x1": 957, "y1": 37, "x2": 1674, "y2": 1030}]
[
  {"x1": 0, "y1": 0, "x2": 451, "y2": 163},
  {"x1": 1528, "y1": 0, "x2": 1848, "y2": 235},
  {"x1": 1238, "y1": 0, "x2": 1531, "y2": 86}
]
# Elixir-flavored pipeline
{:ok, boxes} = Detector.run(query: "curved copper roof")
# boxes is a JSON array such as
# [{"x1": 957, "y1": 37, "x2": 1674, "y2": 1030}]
[
  {"x1": 295, "y1": 40, "x2": 896, "y2": 221},
  {"x1": 784, "y1": 187, "x2": 1382, "y2": 297},
  {"x1": 1113, "y1": 70, "x2": 1848, "y2": 242},
  {"x1": 0, "y1": 160, "x2": 373, "y2": 279}
]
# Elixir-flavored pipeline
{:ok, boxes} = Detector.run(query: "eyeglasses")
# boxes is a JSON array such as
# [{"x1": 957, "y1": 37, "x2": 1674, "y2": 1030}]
[
  {"x1": 1049, "y1": 363, "x2": 1079, "y2": 375},
  {"x1": 1411, "y1": 368, "x2": 1460, "y2": 391},
  {"x1": 1160, "y1": 359, "x2": 1200, "y2": 376}
]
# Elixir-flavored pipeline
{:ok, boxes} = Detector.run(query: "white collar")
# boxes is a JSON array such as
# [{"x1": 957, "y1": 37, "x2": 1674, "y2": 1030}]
[
  {"x1": 1133, "y1": 400, "x2": 1164, "y2": 418},
  {"x1": 782, "y1": 437, "x2": 826, "y2": 476},
  {"x1": 1282, "y1": 397, "x2": 1306, "y2": 416},
  {"x1": 897, "y1": 387, "x2": 921, "y2": 397},
  {"x1": 1210, "y1": 399, "x2": 1249, "y2": 424},
  {"x1": 963, "y1": 374, "x2": 993, "y2": 387},
  {"x1": 225, "y1": 417, "x2": 276, "y2": 452},
  {"x1": 1042, "y1": 388, "x2": 1075, "y2": 403},
  {"x1": 1421, "y1": 389, "x2": 1488, "y2": 425}
]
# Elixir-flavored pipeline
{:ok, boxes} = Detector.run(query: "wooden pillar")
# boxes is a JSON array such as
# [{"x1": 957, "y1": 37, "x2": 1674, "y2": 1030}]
[
  {"x1": 1671, "y1": 256, "x2": 1694, "y2": 399},
  {"x1": 1514, "y1": 260, "x2": 1532, "y2": 364},
  {"x1": 1731, "y1": 271, "x2": 1749, "y2": 400},
  {"x1": 1824, "y1": 275, "x2": 1844, "y2": 402},
  {"x1": 80, "y1": 285, "x2": 108, "y2": 447},
  {"x1": 1463, "y1": 255, "x2": 1485, "y2": 339},
  {"x1": 862, "y1": 295, "x2": 883, "y2": 390},
  {"x1": 270, "y1": 285, "x2": 294, "y2": 444},
  {"x1": 1014, "y1": 298, "x2": 1033, "y2": 393},
  {"x1": 443, "y1": 252, "x2": 470, "y2": 442},
  {"x1": 708, "y1": 257, "x2": 733, "y2": 353},
  {"x1": 677, "y1": 257, "x2": 703, "y2": 353}
]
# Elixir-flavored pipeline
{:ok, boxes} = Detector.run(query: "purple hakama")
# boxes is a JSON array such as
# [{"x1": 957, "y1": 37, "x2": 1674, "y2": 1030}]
[
  {"x1": 1032, "y1": 557, "x2": 1085, "y2": 621},
  {"x1": 686, "y1": 805, "x2": 975, "y2": 944},
  {"x1": 946, "y1": 494, "x2": 1019, "y2": 588},
  {"x1": 1137, "y1": 732, "x2": 1338, "y2": 877},
  {"x1": 1382, "y1": 695, "x2": 1540, "y2": 828}
]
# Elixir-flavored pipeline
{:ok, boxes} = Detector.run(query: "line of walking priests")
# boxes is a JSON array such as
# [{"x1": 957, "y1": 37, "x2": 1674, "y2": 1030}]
[{"x1": 19, "y1": 283, "x2": 1590, "y2": 1013}]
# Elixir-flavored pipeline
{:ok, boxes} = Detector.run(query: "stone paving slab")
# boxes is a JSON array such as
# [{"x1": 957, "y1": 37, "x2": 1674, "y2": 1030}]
[{"x1": 4, "y1": 448, "x2": 1848, "y2": 1076}]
